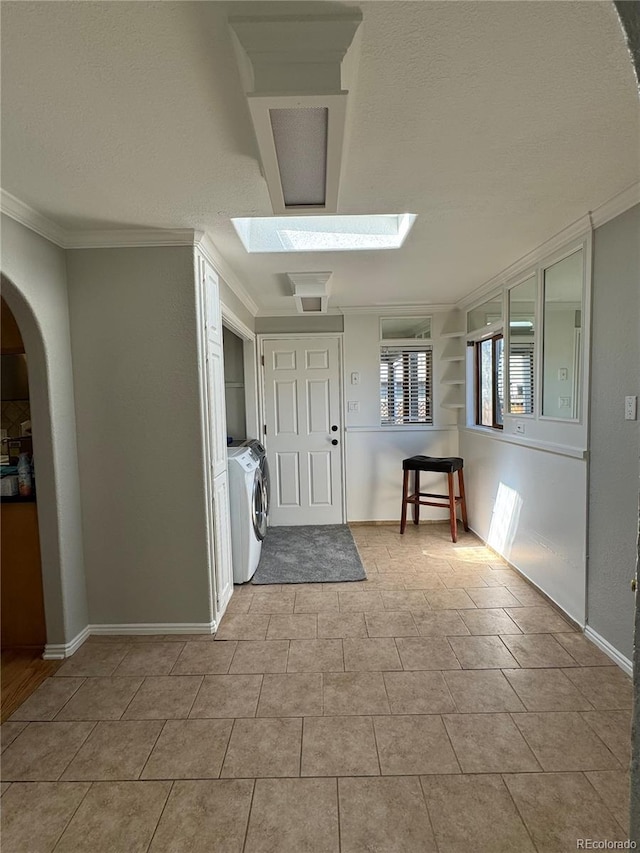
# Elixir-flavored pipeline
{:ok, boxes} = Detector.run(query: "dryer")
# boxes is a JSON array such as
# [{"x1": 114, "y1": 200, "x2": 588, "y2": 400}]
[{"x1": 226, "y1": 446, "x2": 266, "y2": 584}]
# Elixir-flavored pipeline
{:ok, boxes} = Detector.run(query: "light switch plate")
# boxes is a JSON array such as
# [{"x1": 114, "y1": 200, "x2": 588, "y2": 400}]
[
  {"x1": 351, "y1": 372, "x2": 360, "y2": 385},
  {"x1": 625, "y1": 395, "x2": 637, "y2": 420},
  {"x1": 558, "y1": 368, "x2": 568, "y2": 381},
  {"x1": 348, "y1": 401, "x2": 360, "y2": 413},
  {"x1": 515, "y1": 421, "x2": 525, "y2": 435}
]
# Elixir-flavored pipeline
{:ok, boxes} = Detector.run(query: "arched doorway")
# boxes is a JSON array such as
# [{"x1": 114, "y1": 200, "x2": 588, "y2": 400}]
[
  {"x1": 0, "y1": 294, "x2": 58, "y2": 717},
  {"x1": 0, "y1": 254, "x2": 88, "y2": 664}
]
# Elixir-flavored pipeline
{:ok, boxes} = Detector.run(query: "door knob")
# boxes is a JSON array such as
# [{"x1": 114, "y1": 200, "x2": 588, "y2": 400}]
[
  {"x1": 331, "y1": 439, "x2": 338, "y2": 446},
  {"x1": 331, "y1": 425, "x2": 338, "y2": 432}
]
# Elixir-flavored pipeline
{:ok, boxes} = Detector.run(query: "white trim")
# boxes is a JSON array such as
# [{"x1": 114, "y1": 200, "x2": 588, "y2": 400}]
[
  {"x1": 457, "y1": 216, "x2": 592, "y2": 310},
  {"x1": 195, "y1": 233, "x2": 259, "y2": 318},
  {"x1": 1, "y1": 189, "x2": 67, "y2": 247},
  {"x1": 460, "y1": 425, "x2": 587, "y2": 460},
  {"x1": 584, "y1": 626, "x2": 633, "y2": 676},
  {"x1": 256, "y1": 306, "x2": 345, "y2": 317},
  {"x1": 64, "y1": 229, "x2": 197, "y2": 249},
  {"x1": 346, "y1": 425, "x2": 457, "y2": 433},
  {"x1": 89, "y1": 622, "x2": 216, "y2": 636},
  {"x1": 340, "y1": 304, "x2": 452, "y2": 315},
  {"x1": 589, "y1": 181, "x2": 640, "y2": 229},
  {"x1": 43, "y1": 626, "x2": 91, "y2": 660},
  {"x1": 221, "y1": 303, "x2": 255, "y2": 342}
]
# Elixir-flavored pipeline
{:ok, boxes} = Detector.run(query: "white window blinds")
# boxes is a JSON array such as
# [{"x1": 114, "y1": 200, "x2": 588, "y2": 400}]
[
  {"x1": 509, "y1": 343, "x2": 534, "y2": 415},
  {"x1": 380, "y1": 346, "x2": 433, "y2": 425}
]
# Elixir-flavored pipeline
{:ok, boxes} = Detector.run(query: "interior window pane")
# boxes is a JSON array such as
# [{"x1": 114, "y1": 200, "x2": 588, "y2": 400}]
[
  {"x1": 479, "y1": 339, "x2": 493, "y2": 426},
  {"x1": 381, "y1": 317, "x2": 431, "y2": 340},
  {"x1": 508, "y1": 276, "x2": 536, "y2": 415},
  {"x1": 467, "y1": 296, "x2": 503, "y2": 334},
  {"x1": 495, "y1": 336, "x2": 504, "y2": 426},
  {"x1": 542, "y1": 249, "x2": 583, "y2": 419}
]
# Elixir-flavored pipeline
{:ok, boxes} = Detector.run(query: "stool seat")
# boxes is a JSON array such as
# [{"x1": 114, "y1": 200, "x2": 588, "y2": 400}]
[
  {"x1": 403, "y1": 455, "x2": 464, "y2": 474},
  {"x1": 400, "y1": 455, "x2": 469, "y2": 542}
]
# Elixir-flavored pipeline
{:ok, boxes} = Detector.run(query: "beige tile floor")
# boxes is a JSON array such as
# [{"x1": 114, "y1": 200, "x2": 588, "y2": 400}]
[{"x1": 1, "y1": 523, "x2": 633, "y2": 852}]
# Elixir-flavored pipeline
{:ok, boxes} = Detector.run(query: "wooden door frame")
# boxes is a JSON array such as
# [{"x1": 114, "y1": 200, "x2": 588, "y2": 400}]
[{"x1": 257, "y1": 333, "x2": 347, "y2": 525}]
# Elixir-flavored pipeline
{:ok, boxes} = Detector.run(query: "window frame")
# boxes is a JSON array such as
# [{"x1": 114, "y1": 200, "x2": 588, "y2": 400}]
[
  {"x1": 474, "y1": 333, "x2": 504, "y2": 430},
  {"x1": 379, "y1": 344, "x2": 434, "y2": 427}
]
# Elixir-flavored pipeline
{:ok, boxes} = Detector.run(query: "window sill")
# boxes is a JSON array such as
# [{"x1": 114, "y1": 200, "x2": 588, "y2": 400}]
[
  {"x1": 346, "y1": 425, "x2": 457, "y2": 433},
  {"x1": 460, "y1": 425, "x2": 587, "y2": 460}
]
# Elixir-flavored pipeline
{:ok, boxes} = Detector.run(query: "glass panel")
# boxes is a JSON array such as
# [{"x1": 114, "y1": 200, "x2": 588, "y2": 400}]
[
  {"x1": 542, "y1": 250, "x2": 583, "y2": 419},
  {"x1": 508, "y1": 276, "x2": 536, "y2": 415},
  {"x1": 380, "y1": 317, "x2": 431, "y2": 340},
  {"x1": 467, "y1": 295, "x2": 503, "y2": 333},
  {"x1": 495, "y1": 337, "x2": 504, "y2": 426},
  {"x1": 479, "y1": 339, "x2": 493, "y2": 427}
]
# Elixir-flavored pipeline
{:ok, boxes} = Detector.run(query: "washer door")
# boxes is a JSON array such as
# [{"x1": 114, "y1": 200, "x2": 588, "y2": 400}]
[{"x1": 252, "y1": 470, "x2": 268, "y2": 541}]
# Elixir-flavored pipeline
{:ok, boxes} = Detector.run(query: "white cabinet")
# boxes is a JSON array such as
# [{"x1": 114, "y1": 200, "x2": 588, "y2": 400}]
[{"x1": 196, "y1": 251, "x2": 234, "y2": 624}]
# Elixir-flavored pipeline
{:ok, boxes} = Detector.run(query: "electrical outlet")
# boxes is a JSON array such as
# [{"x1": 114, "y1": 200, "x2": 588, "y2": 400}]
[
  {"x1": 558, "y1": 368, "x2": 568, "y2": 381},
  {"x1": 558, "y1": 396, "x2": 571, "y2": 408},
  {"x1": 625, "y1": 395, "x2": 637, "y2": 421},
  {"x1": 515, "y1": 421, "x2": 525, "y2": 435},
  {"x1": 347, "y1": 401, "x2": 360, "y2": 413}
]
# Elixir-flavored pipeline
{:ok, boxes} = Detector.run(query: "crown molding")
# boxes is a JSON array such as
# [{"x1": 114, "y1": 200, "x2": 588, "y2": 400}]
[
  {"x1": 195, "y1": 232, "x2": 259, "y2": 317},
  {"x1": 339, "y1": 303, "x2": 454, "y2": 315},
  {"x1": 1, "y1": 189, "x2": 67, "y2": 247},
  {"x1": 589, "y1": 180, "x2": 640, "y2": 229},
  {"x1": 456, "y1": 180, "x2": 640, "y2": 310},
  {"x1": 0, "y1": 189, "x2": 259, "y2": 317},
  {"x1": 456, "y1": 214, "x2": 592, "y2": 310}
]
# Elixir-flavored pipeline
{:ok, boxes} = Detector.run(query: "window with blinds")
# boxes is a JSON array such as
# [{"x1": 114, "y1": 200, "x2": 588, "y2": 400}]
[
  {"x1": 380, "y1": 346, "x2": 433, "y2": 425},
  {"x1": 509, "y1": 343, "x2": 534, "y2": 415}
]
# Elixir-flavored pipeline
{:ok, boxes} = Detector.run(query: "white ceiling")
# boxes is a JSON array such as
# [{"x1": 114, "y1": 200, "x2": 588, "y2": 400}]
[{"x1": 1, "y1": 1, "x2": 638, "y2": 313}]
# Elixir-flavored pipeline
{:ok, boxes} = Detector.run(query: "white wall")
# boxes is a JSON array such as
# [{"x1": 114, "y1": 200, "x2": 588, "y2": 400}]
[
  {"x1": 343, "y1": 312, "x2": 459, "y2": 522},
  {"x1": 66, "y1": 246, "x2": 212, "y2": 626},
  {"x1": 588, "y1": 203, "x2": 640, "y2": 660},
  {"x1": 459, "y1": 429, "x2": 587, "y2": 623},
  {"x1": 1, "y1": 214, "x2": 88, "y2": 645}
]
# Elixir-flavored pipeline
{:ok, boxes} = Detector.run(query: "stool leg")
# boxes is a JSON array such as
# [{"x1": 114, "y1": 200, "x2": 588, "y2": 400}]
[
  {"x1": 412, "y1": 470, "x2": 420, "y2": 525},
  {"x1": 447, "y1": 472, "x2": 458, "y2": 543},
  {"x1": 458, "y1": 468, "x2": 469, "y2": 532},
  {"x1": 400, "y1": 469, "x2": 410, "y2": 534}
]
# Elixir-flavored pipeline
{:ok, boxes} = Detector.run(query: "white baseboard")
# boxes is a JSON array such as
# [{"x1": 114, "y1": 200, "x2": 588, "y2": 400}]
[
  {"x1": 42, "y1": 622, "x2": 217, "y2": 659},
  {"x1": 43, "y1": 626, "x2": 91, "y2": 660},
  {"x1": 89, "y1": 622, "x2": 217, "y2": 636},
  {"x1": 584, "y1": 626, "x2": 633, "y2": 676}
]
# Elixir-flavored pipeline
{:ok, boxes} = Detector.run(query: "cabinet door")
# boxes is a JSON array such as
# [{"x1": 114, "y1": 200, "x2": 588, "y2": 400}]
[
  {"x1": 200, "y1": 257, "x2": 227, "y2": 480},
  {"x1": 212, "y1": 473, "x2": 233, "y2": 612}
]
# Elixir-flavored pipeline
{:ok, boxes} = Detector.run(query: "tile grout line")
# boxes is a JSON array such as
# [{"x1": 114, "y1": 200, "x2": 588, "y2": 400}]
[
  {"x1": 142, "y1": 779, "x2": 175, "y2": 853},
  {"x1": 137, "y1": 719, "x2": 169, "y2": 781},
  {"x1": 240, "y1": 778, "x2": 257, "y2": 853},
  {"x1": 499, "y1": 772, "x2": 540, "y2": 852},
  {"x1": 50, "y1": 777, "x2": 95, "y2": 852}
]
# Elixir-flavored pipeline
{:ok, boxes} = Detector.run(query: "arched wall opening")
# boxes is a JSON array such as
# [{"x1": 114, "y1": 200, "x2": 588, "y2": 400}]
[{"x1": 1, "y1": 215, "x2": 88, "y2": 655}]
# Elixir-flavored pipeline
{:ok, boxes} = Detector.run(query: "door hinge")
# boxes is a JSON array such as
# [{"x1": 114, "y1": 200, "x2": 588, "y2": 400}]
[
  {"x1": 263, "y1": 424, "x2": 267, "y2": 436},
  {"x1": 261, "y1": 354, "x2": 265, "y2": 367}
]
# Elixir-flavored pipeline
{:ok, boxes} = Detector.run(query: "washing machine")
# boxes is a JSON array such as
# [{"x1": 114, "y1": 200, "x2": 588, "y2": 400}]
[
  {"x1": 243, "y1": 439, "x2": 270, "y2": 518},
  {"x1": 227, "y1": 445, "x2": 267, "y2": 584}
]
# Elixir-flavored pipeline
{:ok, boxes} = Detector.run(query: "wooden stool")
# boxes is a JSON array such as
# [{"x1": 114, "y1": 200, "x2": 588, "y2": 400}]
[{"x1": 400, "y1": 455, "x2": 469, "y2": 542}]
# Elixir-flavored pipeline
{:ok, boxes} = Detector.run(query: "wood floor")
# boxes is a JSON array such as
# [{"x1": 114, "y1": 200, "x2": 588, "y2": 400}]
[{"x1": 1, "y1": 648, "x2": 60, "y2": 722}]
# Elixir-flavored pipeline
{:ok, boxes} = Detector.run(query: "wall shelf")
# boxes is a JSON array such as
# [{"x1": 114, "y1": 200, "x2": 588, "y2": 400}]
[{"x1": 441, "y1": 355, "x2": 465, "y2": 363}]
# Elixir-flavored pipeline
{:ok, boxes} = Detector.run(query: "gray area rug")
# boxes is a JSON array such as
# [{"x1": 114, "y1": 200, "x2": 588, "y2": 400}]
[{"x1": 252, "y1": 525, "x2": 367, "y2": 585}]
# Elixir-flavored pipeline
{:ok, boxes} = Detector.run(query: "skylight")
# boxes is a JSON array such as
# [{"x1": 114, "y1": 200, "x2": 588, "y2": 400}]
[{"x1": 231, "y1": 214, "x2": 417, "y2": 253}]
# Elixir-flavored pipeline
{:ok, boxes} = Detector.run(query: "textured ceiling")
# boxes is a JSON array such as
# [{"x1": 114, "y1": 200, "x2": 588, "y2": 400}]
[{"x1": 1, "y1": 1, "x2": 638, "y2": 311}]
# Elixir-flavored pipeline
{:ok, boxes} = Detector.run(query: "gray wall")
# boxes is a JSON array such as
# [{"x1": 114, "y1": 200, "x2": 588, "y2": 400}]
[
  {"x1": 219, "y1": 277, "x2": 255, "y2": 332},
  {"x1": 255, "y1": 314, "x2": 344, "y2": 334},
  {"x1": 1, "y1": 215, "x2": 88, "y2": 645},
  {"x1": 66, "y1": 246, "x2": 211, "y2": 625},
  {"x1": 588, "y1": 203, "x2": 640, "y2": 658}
]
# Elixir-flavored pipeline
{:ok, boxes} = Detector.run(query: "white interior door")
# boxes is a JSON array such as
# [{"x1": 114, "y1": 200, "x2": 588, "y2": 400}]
[{"x1": 263, "y1": 337, "x2": 343, "y2": 526}]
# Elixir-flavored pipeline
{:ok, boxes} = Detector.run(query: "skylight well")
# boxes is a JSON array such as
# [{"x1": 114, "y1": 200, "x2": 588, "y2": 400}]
[{"x1": 231, "y1": 214, "x2": 417, "y2": 253}]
